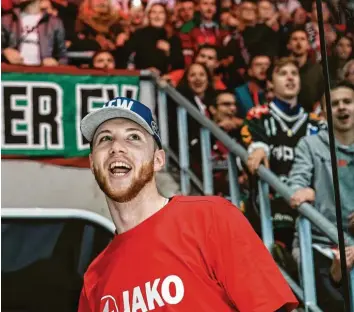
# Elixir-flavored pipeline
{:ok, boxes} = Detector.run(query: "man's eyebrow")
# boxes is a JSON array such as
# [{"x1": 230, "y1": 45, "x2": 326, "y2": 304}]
[
  {"x1": 93, "y1": 129, "x2": 111, "y2": 142},
  {"x1": 126, "y1": 127, "x2": 145, "y2": 134}
]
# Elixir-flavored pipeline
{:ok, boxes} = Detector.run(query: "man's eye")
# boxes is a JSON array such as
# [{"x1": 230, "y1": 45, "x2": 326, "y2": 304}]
[
  {"x1": 128, "y1": 133, "x2": 141, "y2": 141},
  {"x1": 100, "y1": 135, "x2": 112, "y2": 142}
]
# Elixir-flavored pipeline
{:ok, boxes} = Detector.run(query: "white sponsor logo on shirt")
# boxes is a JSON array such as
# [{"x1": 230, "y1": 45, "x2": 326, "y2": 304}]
[{"x1": 100, "y1": 274, "x2": 185, "y2": 312}]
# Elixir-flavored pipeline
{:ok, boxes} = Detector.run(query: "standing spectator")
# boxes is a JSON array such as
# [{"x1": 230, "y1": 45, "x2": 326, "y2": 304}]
[
  {"x1": 75, "y1": 0, "x2": 122, "y2": 51},
  {"x1": 341, "y1": 59, "x2": 354, "y2": 86},
  {"x1": 118, "y1": 2, "x2": 184, "y2": 74},
  {"x1": 164, "y1": 44, "x2": 226, "y2": 90},
  {"x1": 175, "y1": 0, "x2": 196, "y2": 66},
  {"x1": 235, "y1": 54, "x2": 271, "y2": 118},
  {"x1": 175, "y1": 0, "x2": 196, "y2": 33},
  {"x1": 328, "y1": 34, "x2": 354, "y2": 84},
  {"x1": 168, "y1": 62, "x2": 216, "y2": 167},
  {"x1": 241, "y1": 57, "x2": 325, "y2": 251},
  {"x1": 279, "y1": 6, "x2": 309, "y2": 57},
  {"x1": 238, "y1": 0, "x2": 281, "y2": 58},
  {"x1": 209, "y1": 90, "x2": 245, "y2": 197},
  {"x1": 305, "y1": 0, "x2": 337, "y2": 62},
  {"x1": 189, "y1": 0, "x2": 227, "y2": 49},
  {"x1": 49, "y1": 0, "x2": 79, "y2": 46},
  {"x1": 90, "y1": 50, "x2": 116, "y2": 69},
  {"x1": 289, "y1": 82, "x2": 354, "y2": 312},
  {"x1": 287, "y1": 27, "x2": 324, "y2": 113},
  {"x1": 2, "y1": 0, "x2": 67, "y2": 66}
]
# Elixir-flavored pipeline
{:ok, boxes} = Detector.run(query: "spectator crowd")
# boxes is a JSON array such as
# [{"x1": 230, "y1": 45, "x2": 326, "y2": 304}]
[{"x1": 2, "y1": 0, "x2": 354, "y2": 311}]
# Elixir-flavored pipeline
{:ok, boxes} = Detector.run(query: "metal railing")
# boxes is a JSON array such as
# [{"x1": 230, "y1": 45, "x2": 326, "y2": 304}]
[{"x1": 153, "y1": 77, "x2": 354, "y2": 312}]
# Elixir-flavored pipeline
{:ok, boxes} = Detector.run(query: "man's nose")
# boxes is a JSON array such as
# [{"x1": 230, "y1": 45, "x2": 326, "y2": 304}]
[{"x1": 109, "y1": 139, "x2": 127, "y2": 155}]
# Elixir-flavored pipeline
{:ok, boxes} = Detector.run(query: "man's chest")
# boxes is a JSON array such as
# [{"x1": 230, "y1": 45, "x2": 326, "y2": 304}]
[{"x1": 89, "y1": 238, "x2": 224, "y2": 312}]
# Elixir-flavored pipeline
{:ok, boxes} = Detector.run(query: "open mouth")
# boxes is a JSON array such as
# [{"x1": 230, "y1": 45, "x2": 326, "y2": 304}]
[
  {"x1": 109, "y1": 161, "x2": 132, "y2": 177},
  {"x1": 285, "y1": 83, "x2": 296, "y2": 89},
  {"x1": 337, "y1": 114, "x2": 350, "y2": 121}
]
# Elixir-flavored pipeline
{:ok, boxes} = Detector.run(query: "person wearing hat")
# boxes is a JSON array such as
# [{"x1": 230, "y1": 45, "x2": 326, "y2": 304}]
[{"x1": 78, "y1": 97, "x2": 298, "y2": 312}]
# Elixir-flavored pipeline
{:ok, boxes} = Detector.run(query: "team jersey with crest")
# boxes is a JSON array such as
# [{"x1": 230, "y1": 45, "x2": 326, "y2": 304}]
[
  {"x1": 78, "y1": 196, "x2": 298, "y2": 312},
  {"x1": 241, "y1": 98, "x2": 325, "y2": 186}
]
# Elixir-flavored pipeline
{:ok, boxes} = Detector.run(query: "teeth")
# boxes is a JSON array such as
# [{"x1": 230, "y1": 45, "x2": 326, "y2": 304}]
[{"x1": 109, "y1": 161, "x2": 132, "y2": 169}]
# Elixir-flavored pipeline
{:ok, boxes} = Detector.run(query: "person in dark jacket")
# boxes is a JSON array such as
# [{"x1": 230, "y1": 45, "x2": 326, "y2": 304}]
[
  {"x1": 2, "y1": 0, "x2": 67, "y2": 66},
  {"x1": 117, "y1": 2, "x2": 184, "y2": 74}
]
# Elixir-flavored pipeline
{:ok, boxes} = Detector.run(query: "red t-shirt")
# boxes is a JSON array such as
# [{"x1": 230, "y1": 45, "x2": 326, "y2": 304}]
[{"x1": 78, "y1": 196, "x2": 298, "y2": 312}]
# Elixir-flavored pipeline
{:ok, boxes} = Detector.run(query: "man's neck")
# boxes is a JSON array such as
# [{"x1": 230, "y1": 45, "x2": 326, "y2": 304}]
[
  {"x1": 292, "y1": 53, "x2": 308, "y2": 68},
  {"x1": 106, "y1": 181, "x2": 167, "y2": 234},
  {"x1": 335, "y1": 130, "x2": 354, "y2": 146},
  {"x1": 23, "y1": 1, "x2": 41, "y2": 14},
  {"x1": 201, "y1": 18, "x2": 214, "y2": 25},
  {"x1": 275, "y1": 95, "x2": 298, "y2": 108}
]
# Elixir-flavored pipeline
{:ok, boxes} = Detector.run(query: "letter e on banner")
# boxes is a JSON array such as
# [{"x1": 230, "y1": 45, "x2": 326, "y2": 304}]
[{"x1": 1, "y1": 82, "x2": 63, "y2": 150}]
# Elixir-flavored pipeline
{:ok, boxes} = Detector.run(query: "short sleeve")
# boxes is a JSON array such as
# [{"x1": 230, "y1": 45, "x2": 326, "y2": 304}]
[{"x1": 208, "y1": 198, "x2": 298, "y2": 312}]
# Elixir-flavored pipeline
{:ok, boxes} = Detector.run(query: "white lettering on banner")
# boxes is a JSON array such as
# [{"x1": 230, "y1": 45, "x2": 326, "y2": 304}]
[
  {"x1": 1, "y1": 81, "x2": 64, "y2": 150},
  {"x1": 76, "y1": 84, "x2": 119, "y2": 150},
  {"x1": 100, "y1": 275, "x2": 185, "y2": 312}
]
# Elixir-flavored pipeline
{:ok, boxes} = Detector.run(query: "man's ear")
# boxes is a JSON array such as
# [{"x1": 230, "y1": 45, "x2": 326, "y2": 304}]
[
  {"x1": 154, "y1": 148, "x2": 166, "y2": 172},
  {"x1": 89, "y1": 153, "x2": 94, "y2": 174}
]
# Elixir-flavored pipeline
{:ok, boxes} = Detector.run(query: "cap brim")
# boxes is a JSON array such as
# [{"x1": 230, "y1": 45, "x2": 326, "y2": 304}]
[{"x1": 80, "y1": 107, "x2": 154, "y2": 142}]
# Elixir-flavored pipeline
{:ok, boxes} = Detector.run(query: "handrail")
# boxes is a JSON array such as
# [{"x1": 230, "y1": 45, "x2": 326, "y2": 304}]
[
  {"x1": 155, "y1": 78, "x2": 354, "y2": 246},
  {"x1": 1, "y1": 207, "x2": 116, "y2": 234}
]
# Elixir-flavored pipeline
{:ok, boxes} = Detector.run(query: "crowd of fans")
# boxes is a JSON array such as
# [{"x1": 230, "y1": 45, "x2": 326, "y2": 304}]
[{"x1": 2, "y1": 0, "x2": 354, "y2": 311}]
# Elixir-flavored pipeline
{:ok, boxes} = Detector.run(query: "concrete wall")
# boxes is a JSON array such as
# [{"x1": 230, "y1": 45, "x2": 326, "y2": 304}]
[{"x1": 1, "y1": 160, "x2": 180, "y2": 221}]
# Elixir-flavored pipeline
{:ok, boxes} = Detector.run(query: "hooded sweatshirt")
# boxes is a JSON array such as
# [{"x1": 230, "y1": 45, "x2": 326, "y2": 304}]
[{"x1": 289, "y1": 129, "x2": 354, "y2": 245}]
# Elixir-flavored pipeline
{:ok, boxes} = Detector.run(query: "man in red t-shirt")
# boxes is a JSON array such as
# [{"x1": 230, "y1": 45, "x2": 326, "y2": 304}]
[{"x1": 79, "y1": 96, "x2": 298, "y2": 312}]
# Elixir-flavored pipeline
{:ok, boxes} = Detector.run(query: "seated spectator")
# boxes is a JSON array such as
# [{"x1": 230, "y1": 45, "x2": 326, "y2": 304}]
[
  {"x1": 235, "y1": 54, "x2": 271, "y2": 118},
  {"x1": 341, "y1": 59, "x2": 354, "y2": 87},
  {"x1": 241, "y1": 57, "x2": 325, "y2": 251},
  {"x1": 118, "y1": 2, "x2": 184, "y2": 74},
  {"x1": 90, "y1": 50, "x2": 115, "y2": 69},
  {"x1": 328, "y1": 34, "x2": 354, "y2": 85},
  {"x1": 287, "y1": 27, "x2": 324, "y2": 113},
  {"x1": 289, "y1": 81, "x2": 354, "y2": 312},
  {"x1": 75, "y1": 0, "x2": 121, "y2": 51},
  {"x1": 164, "y1": 44, "x2": 226, "y2": 90},
  {"x1": 2, "y1": 0, "x2": 67, "y2": 66}
]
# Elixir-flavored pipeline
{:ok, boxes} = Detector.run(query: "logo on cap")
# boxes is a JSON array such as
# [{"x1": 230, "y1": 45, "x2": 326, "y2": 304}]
[
  {"x1": 104, "y1": 98, "x2": 134, "y2": 110},
  {"x1": 151, "y1": 121, "x2": 160, "y2": 136}
]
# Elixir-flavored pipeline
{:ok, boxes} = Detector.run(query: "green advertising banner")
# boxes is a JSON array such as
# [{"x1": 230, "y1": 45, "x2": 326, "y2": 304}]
[{"x1": 1, "y1": 71, "x2": 140, "y2": 157}]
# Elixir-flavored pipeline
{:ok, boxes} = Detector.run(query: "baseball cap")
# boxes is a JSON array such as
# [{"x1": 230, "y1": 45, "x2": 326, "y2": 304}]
[{"x1": 80, "y1": 97, "x2": 162, "y2": 149}]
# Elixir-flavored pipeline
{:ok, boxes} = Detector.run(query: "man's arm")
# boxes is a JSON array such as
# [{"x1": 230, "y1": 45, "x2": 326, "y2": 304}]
[
  {"x1": 240, "y1": 106, "x2": 271, "y2": 174},
  {"x1": 208, "y1": 198, "x2": 299, "y2": 312},
  {"x1": 78, "y1": 283, "x2": 91, "y2": 312},
  {"x1": 53, "y1": 17, "x2": 68, "y2": 65},
  {"x1": 288, "y1": 137, "x2": 316, "y2": 208}
]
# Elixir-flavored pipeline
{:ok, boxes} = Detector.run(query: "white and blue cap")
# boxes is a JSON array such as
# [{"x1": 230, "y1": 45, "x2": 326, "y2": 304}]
[{"x1": 80, "y1": 97, "x2": 162, "y2": 149}]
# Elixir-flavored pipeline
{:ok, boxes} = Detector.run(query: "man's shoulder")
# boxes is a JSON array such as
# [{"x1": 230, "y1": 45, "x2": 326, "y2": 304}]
[{"x1": 172, "y1": 195, "x2": 231, "y2": 208}]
